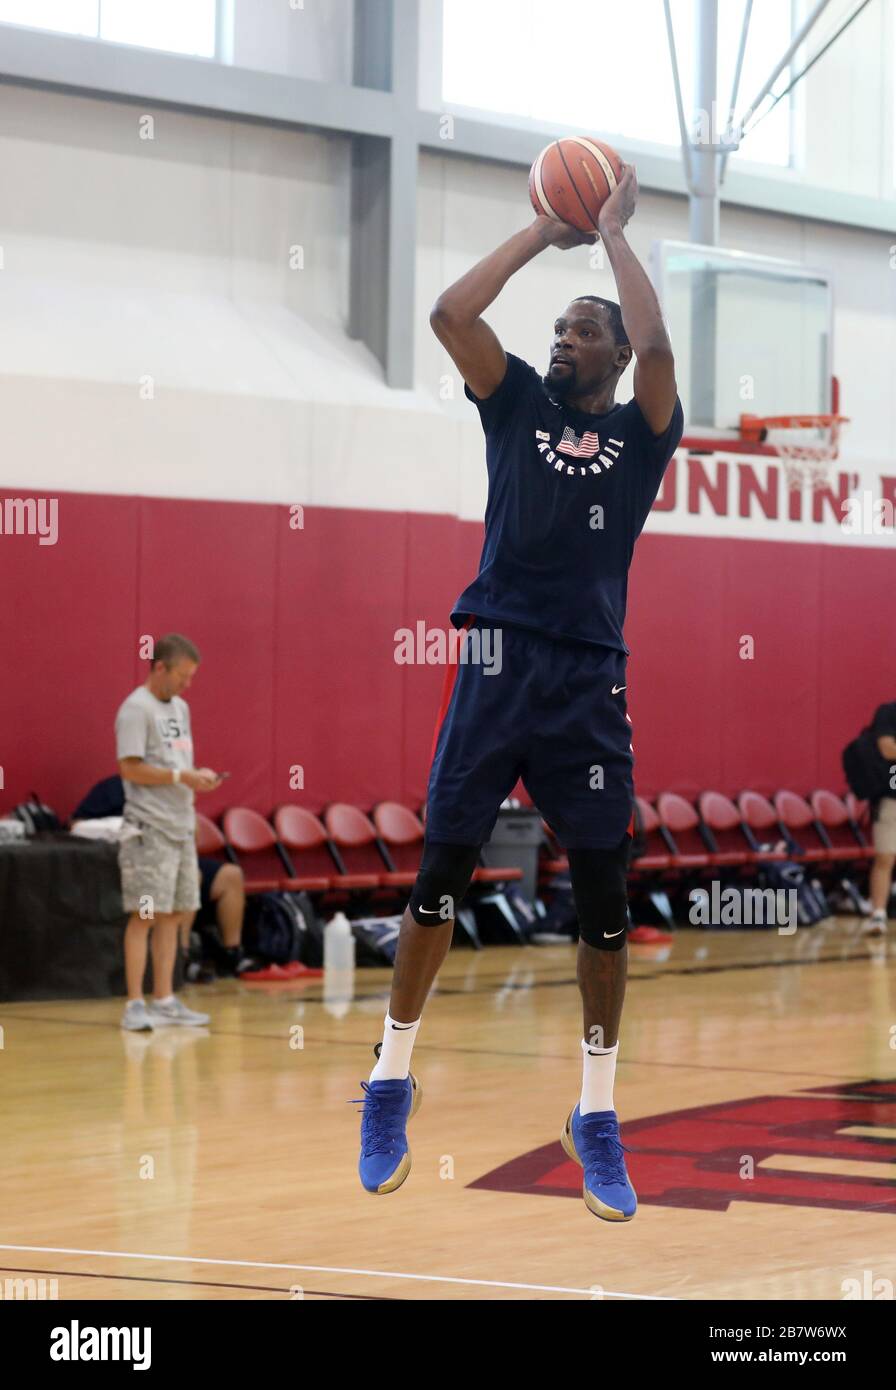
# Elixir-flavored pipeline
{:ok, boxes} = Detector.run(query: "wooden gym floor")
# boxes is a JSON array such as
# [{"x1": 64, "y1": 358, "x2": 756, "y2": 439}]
[{"x1": 1, "y1": 918, "x2": 894, "y2": 1301}]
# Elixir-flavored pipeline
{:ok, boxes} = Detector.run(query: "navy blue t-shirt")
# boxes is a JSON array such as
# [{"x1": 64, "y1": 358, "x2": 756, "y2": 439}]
[{"x1": 453, "y1": 353, "x2": 684, "y2": 652}]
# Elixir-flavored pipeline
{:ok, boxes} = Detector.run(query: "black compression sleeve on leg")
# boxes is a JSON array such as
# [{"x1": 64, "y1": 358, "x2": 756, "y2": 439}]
[
  {"x1": 408, "y1": 840, "x2": 481, "y2": 926},
  {"x1": 567, "y1": 834, "x2": 632, "y2": 951}
]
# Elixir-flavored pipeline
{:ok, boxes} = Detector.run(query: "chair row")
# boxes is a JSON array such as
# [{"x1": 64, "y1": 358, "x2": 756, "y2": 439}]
[
  {"x1": 540, "y1": 788, "x2": 874, "y2": 886},
  {"x1": 197, "y1": 801, "x2": 522, "y2": 901},
  {"x1": 644, "y1": 789, "x2": 873, "y2": 874}
]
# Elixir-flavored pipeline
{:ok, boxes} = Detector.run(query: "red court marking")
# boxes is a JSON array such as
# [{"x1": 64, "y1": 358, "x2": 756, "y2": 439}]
[{"x1": 470, "y1": 1079, "x2": 896, "y2": 1215}]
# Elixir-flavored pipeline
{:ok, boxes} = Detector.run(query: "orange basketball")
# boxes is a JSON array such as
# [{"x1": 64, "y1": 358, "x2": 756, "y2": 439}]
[{"x1": 529, "y1": 137, "x2": 623, "y2": 235}]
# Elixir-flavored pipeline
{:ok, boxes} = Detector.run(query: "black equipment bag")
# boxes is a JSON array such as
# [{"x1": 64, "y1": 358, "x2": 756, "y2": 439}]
[
  {"x1": 243, "y1": 890, "x2": 322, "y2": 964},
  {"x1": 13, "y1": 791, "x2": 62, "y2": 834}
]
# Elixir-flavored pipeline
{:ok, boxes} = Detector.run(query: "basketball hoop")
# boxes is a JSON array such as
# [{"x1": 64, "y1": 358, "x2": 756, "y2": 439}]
[{"x1": 739, "y1": 412, "x2": 850, "y2": 492}]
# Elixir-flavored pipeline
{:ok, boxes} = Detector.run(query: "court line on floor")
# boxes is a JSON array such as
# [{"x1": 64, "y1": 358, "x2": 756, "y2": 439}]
[
  {"x1": 0, "y1": 1244, "x2": 670, "y2": 1299},
  {"x1": 0, "y1": 1264, "x2": 392, "y2": 1299},
  {"x1": 0, "y1": 943, "x2": 886, "y2": 1029},
  {"x1": 0, "y1": 1012, "x2": 877, "y2": 1082}
]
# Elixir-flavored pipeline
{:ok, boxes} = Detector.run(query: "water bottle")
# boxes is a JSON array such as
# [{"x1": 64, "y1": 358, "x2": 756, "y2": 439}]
[
  {"x1": 323, "y1": 912, "x2": 355, "y2": 1018},
  {"x1": 324, "y1": 911, "x2": 356, "y2": 972}
]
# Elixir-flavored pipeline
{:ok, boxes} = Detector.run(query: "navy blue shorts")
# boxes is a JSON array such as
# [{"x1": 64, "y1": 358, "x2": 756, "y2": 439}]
[{"x1": 426, "y1": 620, "x2": 634, "y2": 850}]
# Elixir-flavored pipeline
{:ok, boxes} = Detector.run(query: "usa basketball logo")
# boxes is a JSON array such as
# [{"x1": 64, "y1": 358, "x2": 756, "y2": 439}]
[
  {"x1": 535, "y1": 428, "x2": 624, "y2": 477},
  {"x1": 557, "y1": 425, "x2": 600, "y2": 458},
  {"x1": 470, "y1": 1078, "x2": 896, "y2": 1217}
]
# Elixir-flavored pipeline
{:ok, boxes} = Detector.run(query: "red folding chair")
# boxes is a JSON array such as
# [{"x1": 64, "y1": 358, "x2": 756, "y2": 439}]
[
  {"x1": 221, "y1": 807, "x2": 287, "y2": 894},
  {"x1": 196, "y1": 811, "x2": 227, "y2": 857},
  {"x1": 655, "y1": 792, "x2": 714, "y2": 874},
  {"x1": 737, "y1": 790, "x2": 785, "y2": 859},
  {"x1": 272, "y1": 804, "x2": 365, "y2": 897},
  {"x1": 773, "y1": 790, "x2": 833, "y2": 867},
  {"x1": 698, "y1": 790, "x2": 785, "y2": 867},
  {"x1": 371, "y1": 802, "x2": 425, "y2": 889}
]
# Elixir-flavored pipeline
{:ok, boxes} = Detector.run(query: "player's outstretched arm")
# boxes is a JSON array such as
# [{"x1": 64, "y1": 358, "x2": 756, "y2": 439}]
[
  {"x1": 597, "y1": 165, "x2": 678, "y2": 435},
  {"x1": 430, "y1": 216, "x2": 593, "y2": 400}
]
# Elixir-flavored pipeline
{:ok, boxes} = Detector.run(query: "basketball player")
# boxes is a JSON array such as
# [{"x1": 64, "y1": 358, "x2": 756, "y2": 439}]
[{"x1": 353, "y1": 165, "x2": 682, "y2": 1220}]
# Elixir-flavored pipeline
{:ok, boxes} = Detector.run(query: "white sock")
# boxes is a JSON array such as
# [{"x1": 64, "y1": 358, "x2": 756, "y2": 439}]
[
  {"x1": 870, "y1": 908, "x2": 886, "y2": 920},
  {"x1": 370, "y1": 1013, "x2": 421, "y2": 1081},
  {"x1": 153, "y1": 994, "x2": 175, "y2": 1006},
  {"x1": 580, "y1": 1038, "x2": 619, "y2": 1115}
]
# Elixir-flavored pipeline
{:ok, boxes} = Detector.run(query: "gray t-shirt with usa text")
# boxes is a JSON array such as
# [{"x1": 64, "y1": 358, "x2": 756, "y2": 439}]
[{"x1": 115, "y1": 685, "x2": 196, "y2": 841}]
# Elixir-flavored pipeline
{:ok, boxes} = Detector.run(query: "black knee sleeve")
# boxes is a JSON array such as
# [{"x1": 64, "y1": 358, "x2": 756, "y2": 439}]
[
  {"x1": 567, "y1": 834, "x2": 632, "y2": 951},
  {"x1": 408, "y1": 840, "x2": 481, "y2": 925}
]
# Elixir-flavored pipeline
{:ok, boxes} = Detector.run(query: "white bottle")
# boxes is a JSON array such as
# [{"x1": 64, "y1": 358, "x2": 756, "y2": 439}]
[{"x1": 324, "y1": 911, "x2": 356, "y2": 972}]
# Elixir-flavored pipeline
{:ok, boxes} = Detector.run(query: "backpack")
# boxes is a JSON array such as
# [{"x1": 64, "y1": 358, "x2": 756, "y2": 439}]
[
  {"x1": 350, "y1": 915, "x2": 403, "y2": 966},
  {"x1": 472, "y1": 883, "x2": 539, "y2": 943},
  {"x1": 243, "y1": 892, "x2": 305, "y2": 964},
  {"x1": 14, "y1": 792, "x2": 62, "y2": 834},
  {"x1": 761, "y1": 860, "x2": 830, "y2": 927},
  {"x1": 279, "y1": 890, "x2": 325, "y2": 967},
  {"x1": 539, "y1": 878, "x2": 578, "y2": 938},
  {"x1": 842, "y1": 727, "x2": 890, "y2": 801}
]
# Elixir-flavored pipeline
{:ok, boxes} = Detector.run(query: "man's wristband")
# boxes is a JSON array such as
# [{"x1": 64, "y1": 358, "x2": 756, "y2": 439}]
[{"x1": 171, "y1": 769, "x2": 181, "y2": 785}]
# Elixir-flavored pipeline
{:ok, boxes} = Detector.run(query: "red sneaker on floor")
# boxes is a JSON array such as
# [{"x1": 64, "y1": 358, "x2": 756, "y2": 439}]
[
  {"x1": 628, "y1": 925, "x2": 673, "y2": 944},
  {"x1": 240, "y1": 961, "x2": 324, "y2": 981}
]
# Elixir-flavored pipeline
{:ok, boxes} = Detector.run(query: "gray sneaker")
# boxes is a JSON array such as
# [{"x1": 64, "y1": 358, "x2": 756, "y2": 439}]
[
  {"x1": 148, "y1": 996, "x2": 210, "y2": 1027},
  {"x1": 121, "y1": 999, "x2": 155, "y2": 1032},
  {"x1": 862, "y1": 913, "x2": 887, "y2": 937}
]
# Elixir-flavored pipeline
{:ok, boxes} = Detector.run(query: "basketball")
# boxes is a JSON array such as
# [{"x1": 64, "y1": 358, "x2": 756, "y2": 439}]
[{"x1": 529, "y1": 137, "x2": 624, "y2": 235}]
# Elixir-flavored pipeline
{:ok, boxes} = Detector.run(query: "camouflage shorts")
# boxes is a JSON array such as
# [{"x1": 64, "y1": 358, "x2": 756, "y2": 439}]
[{"x1": 118, "y1": 822, "x2": 200, "y2": 916}]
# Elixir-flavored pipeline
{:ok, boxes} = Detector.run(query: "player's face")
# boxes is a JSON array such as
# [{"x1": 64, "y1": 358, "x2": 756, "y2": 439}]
[{"x1": 545, "y1": 303, "x2": 620, "y2": 397}]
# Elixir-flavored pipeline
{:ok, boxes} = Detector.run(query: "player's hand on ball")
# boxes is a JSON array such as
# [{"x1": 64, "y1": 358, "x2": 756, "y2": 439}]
[
  {"x1": 533, "y1": 214, "x2": 597, "y2": 250},
  {"x1": 598, "y1": 163, "x2": 638, "y2": 235}
]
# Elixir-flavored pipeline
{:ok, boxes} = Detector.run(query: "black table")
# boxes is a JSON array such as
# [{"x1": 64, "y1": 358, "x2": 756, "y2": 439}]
[{"x1": 0, "y1": 834, "x2": 130, "y2": 1001}]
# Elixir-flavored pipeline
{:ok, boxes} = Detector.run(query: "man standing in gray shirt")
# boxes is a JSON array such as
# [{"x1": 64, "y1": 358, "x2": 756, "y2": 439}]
[{"x1": 115, "y1": 632, "x2": 223, "y2": 1030}]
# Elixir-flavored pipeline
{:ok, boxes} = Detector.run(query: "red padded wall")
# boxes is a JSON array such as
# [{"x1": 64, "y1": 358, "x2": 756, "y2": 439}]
[{"x1": 1, "y1": 487, "x2": 893, "y2": 820}]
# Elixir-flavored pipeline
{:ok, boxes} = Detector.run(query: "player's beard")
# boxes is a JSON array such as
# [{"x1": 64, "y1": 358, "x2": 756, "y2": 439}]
[{"x1": 542, "y1": 362, "x2": 577, "y2": 397}]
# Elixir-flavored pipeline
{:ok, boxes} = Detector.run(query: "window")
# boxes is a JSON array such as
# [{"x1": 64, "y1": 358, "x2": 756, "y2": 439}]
[
  {"x1": 0, "y1": 1, "x2": 97, "y2": 37},
  {"x1": 0, "y1": 0, "x2": 217, "y2": 59},
  {"x1": 99, "y1": 0, "x2": 217, "y2": 59},
  {"x1": 442, "y1": 0, "x2": 794, "y2": 167}
]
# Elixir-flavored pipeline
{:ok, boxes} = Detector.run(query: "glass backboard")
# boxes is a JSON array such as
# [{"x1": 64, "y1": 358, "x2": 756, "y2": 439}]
[{"x1": 650, "y1": 241, "x2": 834, "y2": 444}]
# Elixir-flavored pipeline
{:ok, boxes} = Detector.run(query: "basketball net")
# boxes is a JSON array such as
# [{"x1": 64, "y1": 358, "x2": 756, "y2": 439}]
[{"x1": 740, "y1": 413, "x2": 848, "y2": 493}]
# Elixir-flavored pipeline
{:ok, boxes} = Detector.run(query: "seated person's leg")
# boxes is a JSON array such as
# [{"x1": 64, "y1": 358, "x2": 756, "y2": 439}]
[{"x1": 210, "y1": 863, "x2": 246, "y2": 948}]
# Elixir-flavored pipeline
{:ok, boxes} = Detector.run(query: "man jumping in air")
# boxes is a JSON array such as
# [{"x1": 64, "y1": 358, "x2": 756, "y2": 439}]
[{"x1": 353, "y1": 166, "x2": 682, "y2": 1221}]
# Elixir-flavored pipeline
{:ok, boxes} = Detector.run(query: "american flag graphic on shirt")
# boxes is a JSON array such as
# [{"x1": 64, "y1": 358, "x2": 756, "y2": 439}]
[{"x1": 556, "y1": 425, "x2": 600, "y2": 459}]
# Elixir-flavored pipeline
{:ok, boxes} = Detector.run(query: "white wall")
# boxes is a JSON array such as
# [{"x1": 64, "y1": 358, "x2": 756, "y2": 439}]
[{"x1": 0, "y1": 79, "x2": 894, "y2": 535}]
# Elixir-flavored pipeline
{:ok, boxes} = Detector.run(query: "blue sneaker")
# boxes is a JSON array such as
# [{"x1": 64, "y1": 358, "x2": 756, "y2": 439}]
[
  {"x1": 351, "y1": 1065, "x2": 422, "y2": 1195},
  {"x1": 561, "y1": 1106, "x2": 637, "y2": 1221}
]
